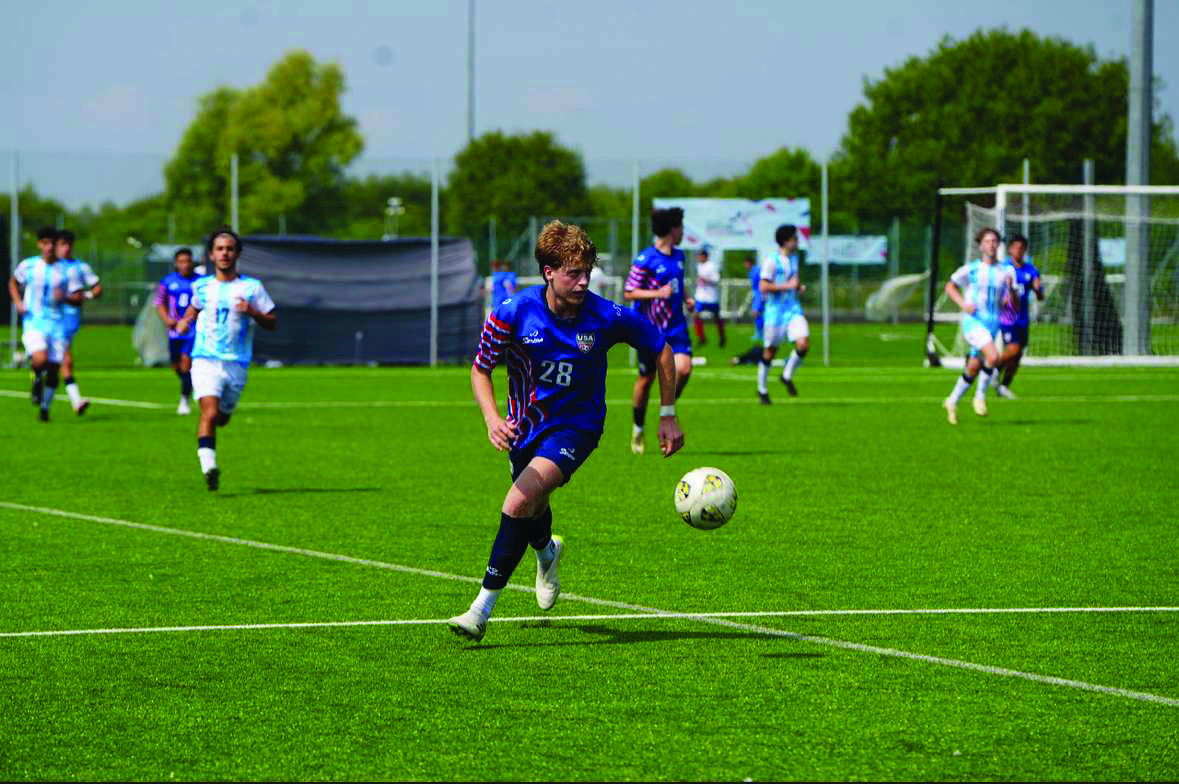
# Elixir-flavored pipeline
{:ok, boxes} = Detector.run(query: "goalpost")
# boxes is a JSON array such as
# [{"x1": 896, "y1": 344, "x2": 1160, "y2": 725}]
[{"x1": 927, "y1": 183, "x2": 1179, "y2": 367}]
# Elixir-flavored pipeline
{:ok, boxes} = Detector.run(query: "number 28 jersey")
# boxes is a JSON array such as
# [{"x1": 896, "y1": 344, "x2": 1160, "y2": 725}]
[{"x1": 474, "y1": 285, "x2": 665, "y2": 452}]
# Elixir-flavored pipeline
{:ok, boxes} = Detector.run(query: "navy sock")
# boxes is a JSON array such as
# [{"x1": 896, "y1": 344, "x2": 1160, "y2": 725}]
[
  {"x1": 63, "y1": 375, "x2": 75, "y2": 386},
  {"x1": 633, "y1": 405, "x2": 647, "y2": 429},
  {"x1": 198, "y1": 435, "x2": 216, "y2": 450},
  {"x1": 482, "y1": 512, "x2": 531, "y2": 590},
  {"x1": 529, "y1": 507, "x2": 553, "y2": 550},
  {"x1": 181, "y1": 372, "x2": 193, "y2": 397}
]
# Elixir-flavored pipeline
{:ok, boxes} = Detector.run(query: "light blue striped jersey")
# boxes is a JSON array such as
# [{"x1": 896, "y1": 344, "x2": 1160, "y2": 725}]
[
  {"x1": 58, "y1": 259, "x2": 100, "y2": 319},
  {"x1": 760, "y1": 250, "x2": 803, "y2": 326},
  {"x1": 949, "y1": 259, "x2": 1014, "y2": 333},
  {"x1": 190, "y1": 275, "x2": 275, "y2": 366},
  {"x1": 13, "y1": 256, "x2": 78, "y2": 337}
]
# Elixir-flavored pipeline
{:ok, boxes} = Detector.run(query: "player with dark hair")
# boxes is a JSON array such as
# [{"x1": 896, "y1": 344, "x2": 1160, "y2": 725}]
[
  {"x1": 942, "y1": 227, "x2": 1017, "y2": 424},
  {"x1": 175, "y1": 228, "x2": 276, "y2": 490},
  {"x1": 55, "y1": 229, "x2": 102, "y2": 415},
  {"x1": 8, "y1": 227, "x2": 84, "y2": 421},
  {"x1": 156, "y1": 247, "x2": 203, "y2": 414},
  {"x1": 730, "y1": 255, "x2": 765, "y2": 365},
  {"x1": 994, "y1": 233, "x2": 1043, "y2": 399},
  {"x1": 623, "y1": 206, "x2": 694, "y2": 454},
  {"x1": 756, "y1": 224, "x2": 809, "y2": 403},
  {"x1": 448, "y1": 220, "x2": 684, "y2": 642}
]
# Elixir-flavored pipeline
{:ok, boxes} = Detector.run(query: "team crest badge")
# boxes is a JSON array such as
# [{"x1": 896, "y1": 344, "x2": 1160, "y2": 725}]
[{"x1": 576, "y1": 332, "x2": 596, "y2": 353}]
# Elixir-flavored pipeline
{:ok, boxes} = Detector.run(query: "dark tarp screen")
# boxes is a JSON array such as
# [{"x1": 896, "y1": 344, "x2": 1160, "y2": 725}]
[{"x1": 238, "y1": 235, "x2": 483, "y2": 365}]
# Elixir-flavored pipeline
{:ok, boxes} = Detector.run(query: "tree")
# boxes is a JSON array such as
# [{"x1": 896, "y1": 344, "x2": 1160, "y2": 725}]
[
  {"x1": 832, "y1": 28, "x2": 1179, "y2": 221},
  {"x1": 164, "y1": 51, "x2": 364, "y2": 235},
  {"x1": 447, "y1": 131, "x2": 589, "y2": 264}
]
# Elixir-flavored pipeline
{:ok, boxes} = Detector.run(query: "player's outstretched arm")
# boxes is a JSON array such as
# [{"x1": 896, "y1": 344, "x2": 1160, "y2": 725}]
[
  {"x1": 471, "y1": 364, "x2": 517, "y2": 451},
  {"x1": 8, "y1": 277, "x2": 24, "y2": 315},
  {"x1": 654, "y1": 344, "x2": 684, "y2": 457}
]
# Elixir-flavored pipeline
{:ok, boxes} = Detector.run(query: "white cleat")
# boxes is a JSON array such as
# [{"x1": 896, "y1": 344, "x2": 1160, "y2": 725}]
[
  {"x1": 630, "y1": 431, "x2": 645, "y2": 455},
  {"x1": 996, "y1": 385, "x2": 1017, "y2": 400},
  {"x1": 177, "y1": 397, "x2": 191, "y2": 415},
  {"x1": 943, "y1": 398, "x2": 958, "y2": 425},
  {"x1": 535, "y1": 535, "x2": 564, "y2": 611},
  {"x1": 972, "y1": 396, "x2": 988, "y2": 417},
  {"x1": 447, "y1": 609, "x2": 487, "y2": 643}
]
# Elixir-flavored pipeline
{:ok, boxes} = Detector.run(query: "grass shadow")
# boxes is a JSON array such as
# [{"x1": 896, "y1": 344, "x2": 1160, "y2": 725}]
[
  {"x1": 463, "y1": 621, "x2": 827, "y2": 653},
  {"x1": 218, "y1": 487, "x2": 383, "y2": 498}
]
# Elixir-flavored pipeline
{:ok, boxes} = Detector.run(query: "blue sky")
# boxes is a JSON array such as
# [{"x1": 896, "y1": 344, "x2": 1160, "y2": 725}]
[{"x1": 3, "y1": 0, "x2": 1174, "y2": 207}]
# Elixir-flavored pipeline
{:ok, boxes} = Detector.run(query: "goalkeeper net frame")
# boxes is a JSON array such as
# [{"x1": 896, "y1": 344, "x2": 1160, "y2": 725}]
[{"x1": 926, "y1": 183, "x2": 1179, "y2": 368}]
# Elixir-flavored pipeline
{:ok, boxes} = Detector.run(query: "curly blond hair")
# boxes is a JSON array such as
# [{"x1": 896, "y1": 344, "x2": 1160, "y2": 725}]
[{"x1": 534, "y1": 220, "x2": 597, "y2": 274}]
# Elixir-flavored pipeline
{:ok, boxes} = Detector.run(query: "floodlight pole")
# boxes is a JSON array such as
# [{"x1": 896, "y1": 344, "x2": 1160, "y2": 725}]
[
  {"x1": 631, "y1": 160, "x2": 640, "y2": 261},
  {"x1": 1125, "y1": 0, "x2": 1153, "y2": 355},
  {"x1": 467, "y1": 0, "x2": 475, "y2": 143},
  {"x1": 430, "y1": 158, "x2": 440, "y2": 367},
  {"x1": 8, "y1": 151, "x2": 19, "y2": 365},
  {"x1": 1022, "y1": 158, "x2": 1030, "y2": 238},
  {"x1": 925, "y1": 184, "x2": 944, "y2": 367},
  {"x1": 230, "y1": 153, "x2": 239, "y2": 233},
  {"x1": 821, "y1": 161, "x2": 830, "y2": 366}
]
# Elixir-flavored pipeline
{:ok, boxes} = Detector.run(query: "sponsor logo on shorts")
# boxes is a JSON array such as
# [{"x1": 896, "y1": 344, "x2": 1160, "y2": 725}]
[{"x1": 559, "y1": 447, "x2": 576, "y2": 460}]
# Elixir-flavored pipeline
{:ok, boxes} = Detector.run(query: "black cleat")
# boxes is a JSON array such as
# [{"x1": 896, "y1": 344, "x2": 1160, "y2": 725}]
[
  {"x1": 781, "y1": 378, "x2": 798, "y2": 397},
  {"x1": 205, "y1": 467, "x2": 220, "y2": 492},
  {"x1": 38, "y1": 408, "x2": 49, "y2": 422},
  {"x1": 74, "y1": 400, "x2": 90, "y2": 416},
  {"x1": 758, "y1": 391, "x2": 772, "y2": 405}
]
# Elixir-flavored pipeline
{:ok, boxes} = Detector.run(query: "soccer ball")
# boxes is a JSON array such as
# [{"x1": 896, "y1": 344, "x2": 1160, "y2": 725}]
[{"x1": 674, "y1": 467, "x2": 737, "y2": 530}]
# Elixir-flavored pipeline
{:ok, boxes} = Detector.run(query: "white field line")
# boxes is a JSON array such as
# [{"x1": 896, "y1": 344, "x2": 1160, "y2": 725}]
[
  {"x1": 4, "y1": 388, "x2": 1179, "y2": 411},
  {"x1": 2, "y1": 501, "x2": 1177, "y2": 708},
  {"x1": 4, "y1": 607, "x2": 1177, "y2": 639}
]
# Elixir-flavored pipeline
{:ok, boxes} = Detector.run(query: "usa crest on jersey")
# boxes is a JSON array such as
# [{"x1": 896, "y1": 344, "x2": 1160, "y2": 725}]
[{"x1": 576, "y1": 332, "x2": 596, "y2": 353}]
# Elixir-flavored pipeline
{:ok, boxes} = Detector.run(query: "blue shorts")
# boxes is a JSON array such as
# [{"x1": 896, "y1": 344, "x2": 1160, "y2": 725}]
[
  {"x1": 510, "y1": 428, "x2": 601, "y2": 485},
  {"x1": 695, "y1": 301, "x2": 720, "y2": 315},
  {"x1": 1001, "y1": 325, "x2": 1029, "y2": 349},
  {"x1": 169, "y1": 335, "x2": 196, "y2": 364},
  {"x1": 637, "y1": 323, "x2": 691, "y2": 376},
  {"x1": 63, "y1": 315, "x2": 81, "y2": 343}
]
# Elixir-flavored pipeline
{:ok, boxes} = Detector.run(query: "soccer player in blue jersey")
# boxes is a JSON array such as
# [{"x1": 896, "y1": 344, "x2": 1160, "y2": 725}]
[
  {"x1": 155, "y1": 247, "x2": 202, "y2": 414},
  {"x1": 730, "y1": 255, "x2": 765, "y2": 365},
  {"x1": 490, "y1": 259, "x2": 517, "y2": 303},
  {"x1": 448, "y1": 221, "x2": 684, "y2": 642},
  {"x1": 8, "y1": 227, "x2": 84, "y2": 421},
  {"x1": 757, "y1": 225, "x2": 809, "y2": 403},
  {"x1": 624, "y1": 207, "x2": 694, "y2": 454},
  {"x1": 55, "y1": 230, "x2": 103, "y2": 415},
  {"x1": 175, "y1": 228, "x2": 277, "y2": 490},
  {"x1": 994, "y1": 234, "x2": 1043, "y2": 399},
  {"x1": 942, "y1": 227, "x2": 1017, "y2": 424}
]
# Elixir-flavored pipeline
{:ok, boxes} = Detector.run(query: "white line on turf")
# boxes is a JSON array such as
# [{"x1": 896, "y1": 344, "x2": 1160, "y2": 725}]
[
  {"x1": 4, "y1": 607, "x2": 1177, "y2": 639},
  {"x1": 4, "y1": 388, "x2": 1178, "y2": 410},
  {"x1": 2, "y1": 500, "x2": 1177, "y2": 707}
]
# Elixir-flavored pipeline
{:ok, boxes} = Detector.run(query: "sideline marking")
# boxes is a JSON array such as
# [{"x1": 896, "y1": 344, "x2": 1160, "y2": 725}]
[
  {"x1": 4, "y1": 606, "x2": 1178, "y2": 639},
  {"x1": 2, "y1": 500, "x2": 1177, "y2": 707},
  {"x1": 4, "y1": 388, "x2": 1179, "y2": 410}
]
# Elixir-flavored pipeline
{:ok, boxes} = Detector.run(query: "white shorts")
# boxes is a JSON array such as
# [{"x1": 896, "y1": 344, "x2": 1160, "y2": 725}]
[
  {"x1": 764, "y1": 314, "x2": 809, "y2": 348},
  {"x1": 191, "y1": 358, "x2": 248, "y2": 414},
  {"x1": 963, "y1": 322, "x2": 998, "y2": 352},
  {"x1": 22, "y1": 328, "x2": 67, "y2": 364}
]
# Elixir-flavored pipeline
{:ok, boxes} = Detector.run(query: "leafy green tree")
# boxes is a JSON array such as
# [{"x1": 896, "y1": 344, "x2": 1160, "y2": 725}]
[
  {"x1": 447, "y1": 130, "x2": 589, "y2": 264},
  {"x1": 164, "y1": 51, "x2": 363, "y2": 235},
  {"x1": 832, "y1": 28, "x2": 1179, "y2": 221}
]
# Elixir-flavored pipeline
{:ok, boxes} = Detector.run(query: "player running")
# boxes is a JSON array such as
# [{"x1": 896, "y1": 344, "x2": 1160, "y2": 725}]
[
  {"x1": 55, "y1": 229, "x2": 102, "y2": 415},
  {"x1": 942, "y1": 227, "x2": 1017, "y2": 424},
  {"x1": 624, "y1": 207, "x2": 693, "y2": 455},
  {"x1": 155, "y1": 247, "x2": 203, "y2": 414},
  {"x1": 8, "y1": 227, "x2": 84, "y2": 422},
  {"x1": 175, "y1": 228, "x2": 277, "y2": 490},
  {"x1": 692, "y1": 246, "x2": 725, "y2": 347},
  {"x1": 448, "y1": 221, "x2": 684, "y2": 643},
  {"x1": 757, "y1": 224, "x2": 809, "y2": 403},
  {"x1": 994, "y1": 233, "x2": 1043, "y2": 399}
]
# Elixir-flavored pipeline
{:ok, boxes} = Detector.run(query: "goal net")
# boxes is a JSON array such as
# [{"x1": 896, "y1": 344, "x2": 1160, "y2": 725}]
[{"x1": 930, "y1": 184, "x2": 1179, "y2": 366}]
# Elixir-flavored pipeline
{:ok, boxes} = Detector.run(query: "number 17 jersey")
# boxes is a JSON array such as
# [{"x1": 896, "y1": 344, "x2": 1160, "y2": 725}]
[{"x1": 473, "y1": 285, "x2": 665, "y2": 452}]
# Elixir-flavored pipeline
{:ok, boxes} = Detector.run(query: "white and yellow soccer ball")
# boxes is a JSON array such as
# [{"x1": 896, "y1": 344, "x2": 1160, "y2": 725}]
[{"x1": 674, "y1": 467, "x2": 737, "y2": 530}]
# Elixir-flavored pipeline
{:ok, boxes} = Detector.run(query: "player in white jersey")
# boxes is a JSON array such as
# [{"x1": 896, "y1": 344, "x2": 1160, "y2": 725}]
[
  {"x1": 175, "y1": 228, "x2": 277, "y2": 490},
  {"x1": 757, "y1": 224, "x2": 809, "y2": 403},
  {"x1": 7, "y1": 227, "x2": 85, "y2": 421},
  {"x1": 55, "y1": 229, "x2": 103, "y2": 415},
  {"x1": 941, "y1": 227, "x2": 1017, "y2": 424}
]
